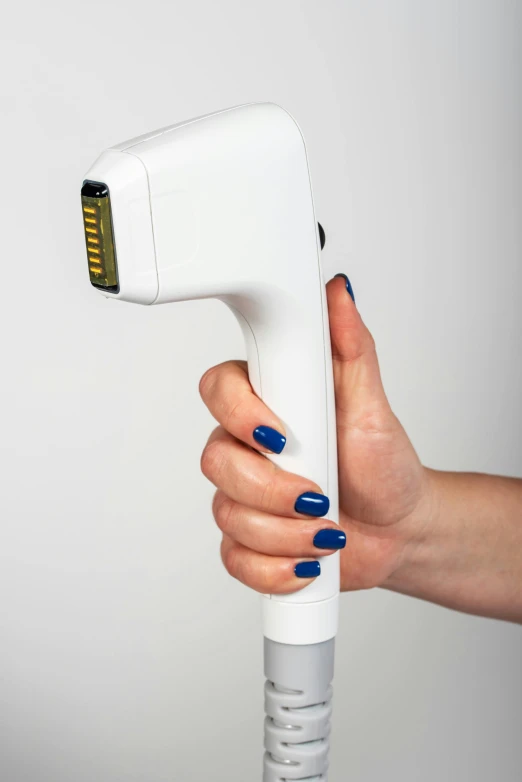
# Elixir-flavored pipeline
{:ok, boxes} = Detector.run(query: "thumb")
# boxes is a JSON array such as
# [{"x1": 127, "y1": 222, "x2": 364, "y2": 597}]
[{"x1": 326, "y1": 275, "x2": 391, "y2": 427}]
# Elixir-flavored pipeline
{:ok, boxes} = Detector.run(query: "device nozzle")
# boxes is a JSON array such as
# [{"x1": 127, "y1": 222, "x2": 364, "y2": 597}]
[{"x1": 81, "y1": 181, "x2": 119, "y2": 292}]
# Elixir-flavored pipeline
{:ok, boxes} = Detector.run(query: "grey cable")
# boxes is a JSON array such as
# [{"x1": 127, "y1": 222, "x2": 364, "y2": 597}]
[{"x1": 263, "y1": 637, "x2": 335, "y2": 781}]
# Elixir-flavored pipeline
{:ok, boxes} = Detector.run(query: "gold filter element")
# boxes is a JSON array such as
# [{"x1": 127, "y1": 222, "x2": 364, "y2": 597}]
[{"x1": 81, "y1": 182, "x2": 118, "y2": 290}]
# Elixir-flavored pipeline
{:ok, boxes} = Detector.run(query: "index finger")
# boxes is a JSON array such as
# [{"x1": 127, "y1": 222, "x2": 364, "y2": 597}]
[{"x1": 199, "y1": 360, "x2": 287, "y2": 454}]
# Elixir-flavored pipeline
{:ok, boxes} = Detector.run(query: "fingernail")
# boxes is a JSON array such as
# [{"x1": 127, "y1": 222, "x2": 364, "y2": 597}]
[
  {"x1": 253, "y1": 425, "x2": 286, "y2": 454},
  {"x1": 295, "y1": 560, "x2": 321, "y2": 578},
  {"x1": 295, "y1": 492, "x2": 330, "y2": 517},
  {"x1": 318, "y1": 222, "x2": 326, "y2": 250},
  {"x1": 313, "y1": 528, "x2": 346, "y2": 550},
  {"x1": 334, "y1": 273, "x2": 355, "y2": 303}
]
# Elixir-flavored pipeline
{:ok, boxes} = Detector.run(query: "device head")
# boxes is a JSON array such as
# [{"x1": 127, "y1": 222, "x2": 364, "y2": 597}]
[{"x1": 81, "y1": 103, "x2": 322, "y2": 308}]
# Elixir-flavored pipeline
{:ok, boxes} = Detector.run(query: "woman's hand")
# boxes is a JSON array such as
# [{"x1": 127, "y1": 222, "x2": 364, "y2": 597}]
[
  {"x1": 199, "y1": 275, "x2": 431, "y2": 595},
  {"x1": 199, "y1": 273, "x2": 522, "y2": 622}
]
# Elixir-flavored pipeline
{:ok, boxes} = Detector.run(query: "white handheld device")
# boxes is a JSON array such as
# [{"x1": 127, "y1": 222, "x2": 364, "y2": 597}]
[{"x1": 81, "y1": 103, "x2": 339, "y2": 781}]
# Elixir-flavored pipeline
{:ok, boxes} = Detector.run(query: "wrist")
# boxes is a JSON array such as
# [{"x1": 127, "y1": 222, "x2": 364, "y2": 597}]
[{"x1": 382, "y1": 467, "x2": 442, "y2": 592}]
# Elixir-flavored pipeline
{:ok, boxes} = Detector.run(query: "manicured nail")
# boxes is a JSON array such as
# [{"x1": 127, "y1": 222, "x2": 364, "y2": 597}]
[
  {"x1": 313, "y1": 528, "x2": 346, "y2": 550},
  {"x1": 295, "y1": 560, "x2": 321, "y2": 578},
  {"x1": 334, "y1": 273, "x2": 355, "y2": 303},
  {"x1": 318, "y1": 222, "x2": 326, "y2": 250},
  {"x1": 253, "y1": 425, "x2": 286, "y2": 454},
  {"x1": 295, "y1": 492, "x2": 330, "y2": 517}
]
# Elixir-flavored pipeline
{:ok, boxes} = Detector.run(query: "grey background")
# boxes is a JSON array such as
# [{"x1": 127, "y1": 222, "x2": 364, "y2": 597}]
[{"x1": 1, "y1": 0, "x2": 521, "y2": 780}]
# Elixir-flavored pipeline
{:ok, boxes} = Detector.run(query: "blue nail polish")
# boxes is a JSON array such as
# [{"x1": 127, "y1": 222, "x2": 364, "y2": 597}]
[
  {"x1": 295, "y1": 560, "x2": 321, "y2": 578},
  {"x1": 334, "y1": 273, "x2": 355, "y2": 303},
  {"x1": 313, "y1": 528, "x2": 346, "y2": 550},
  {"x1": 253, "y1": 426, "x2": 286, "y2": 454},
  {"x1": 295, "y1": 492, "x2": 330, "y2": 517}
]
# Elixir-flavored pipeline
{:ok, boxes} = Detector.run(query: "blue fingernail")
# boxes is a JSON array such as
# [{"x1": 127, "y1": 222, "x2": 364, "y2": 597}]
[
  {"x1": 295, "y1": 492, "x2": 330, "y2": 517},
  {"x1": 295, "y1": 560, "x2": 321, "y2": 578},
  {"x1": 253, "y1": 426, "x2": 286, "y2": 454},
  {"x1": 313, "y1": 528, "x2": 346, "y2": 550},
  {"x1": 334, "y1": 273, "x2": 355, "y2": 303}
]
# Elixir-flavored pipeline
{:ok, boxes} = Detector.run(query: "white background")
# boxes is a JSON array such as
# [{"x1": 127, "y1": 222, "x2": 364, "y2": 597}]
[{"x1": 1, "y1": 1, "x2": 521, "y2": 780}]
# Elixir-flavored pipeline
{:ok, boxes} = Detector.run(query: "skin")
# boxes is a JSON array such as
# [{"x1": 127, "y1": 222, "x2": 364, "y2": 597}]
[{"x1": 199, "y1": 276, "x2": 522, "y2": 624}]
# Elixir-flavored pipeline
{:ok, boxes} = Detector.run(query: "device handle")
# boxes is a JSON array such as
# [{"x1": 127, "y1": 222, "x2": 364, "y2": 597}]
[{"x1": 224, "y1": 273, "x2": 339, "y2": 646}]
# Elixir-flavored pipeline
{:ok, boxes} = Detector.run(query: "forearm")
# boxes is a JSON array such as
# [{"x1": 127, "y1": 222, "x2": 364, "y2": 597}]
[{"x1": 385, "y1": 469, "x2": 522, "y2": 623}]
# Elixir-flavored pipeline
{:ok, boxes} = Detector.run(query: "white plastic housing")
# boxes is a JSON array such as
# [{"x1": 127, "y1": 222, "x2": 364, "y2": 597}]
[{"x1": 83, "y1": 103, "x2": 339, "y2": 645}]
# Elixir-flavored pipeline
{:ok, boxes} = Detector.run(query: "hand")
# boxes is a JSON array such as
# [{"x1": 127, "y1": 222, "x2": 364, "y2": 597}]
[{"x1": 199, "y1": 275, "x2": 431, "y2": 594}]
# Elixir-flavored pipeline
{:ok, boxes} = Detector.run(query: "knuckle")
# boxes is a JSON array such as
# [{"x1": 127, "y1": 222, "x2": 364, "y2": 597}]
[
  {"x1": 221, "y1": 540, "x2": 240, "y2": 577},
  {"x1": 212, "y1": 492, "x2": 236, "y2": 533},
  {"x1": 244, "y1": 558, "x2": 263, "y2": 591},
  {"x1": 261, "y1": 562, "x2": 290, "y2": 595},
  {"x1": 259, "y1": 475, "x2": 276, "y2": 510},
  {"x1": 200, "y1": 439, "x2": 226, "y2": 482},
  {"x1": 235, "y1": 550, "x2": 265, "y2": 592},
  {"x1": 279, "y1": 520, "x2": 299, "y2": 549},
  {"x1": 258, "y1": 558, "x2": 276, "y2": 592},
  {"x1": 198, "y1": 365, "x2": 220, "y2": 402},
  {"x1": 351, "y1": 403, "x2": 395, "y2": 437},
  {"x1": 220, "y1": 545, "x2": 294, "y2": 595},
  {"x1": 223, "y1": 395, "x2": 249, "y2": 432}
]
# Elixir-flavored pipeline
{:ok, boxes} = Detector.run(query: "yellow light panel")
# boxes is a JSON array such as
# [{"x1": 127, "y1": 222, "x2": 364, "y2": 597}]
[{"x1": 81, "y1": 182, "x2": 118, "y2": 290}]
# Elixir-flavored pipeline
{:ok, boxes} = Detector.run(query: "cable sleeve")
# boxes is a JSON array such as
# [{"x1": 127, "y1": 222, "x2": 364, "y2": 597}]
[{"x1": 263, "y1": 637, "x2": 335, "y2": 781}]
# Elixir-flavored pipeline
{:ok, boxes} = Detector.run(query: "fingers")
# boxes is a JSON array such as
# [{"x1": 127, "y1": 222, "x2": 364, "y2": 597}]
[
  {"x1": 201, "y1": 427, "x2": 330, "y2": 519},
  {"x1": 212, "y1": 490, "x2": 344, "y2": 557},
  {"x1": 220, "y1": 534, "x2": 322, "y2": 595},
  {"x1": 199, "y1": 360, "x2": 287, "y2": 454},
  {"x1": 325, "y1": 275, "x2": 393, "y2": 429}
]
